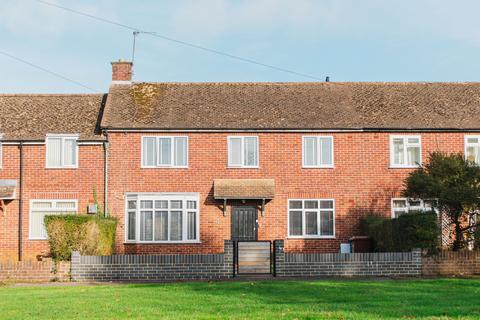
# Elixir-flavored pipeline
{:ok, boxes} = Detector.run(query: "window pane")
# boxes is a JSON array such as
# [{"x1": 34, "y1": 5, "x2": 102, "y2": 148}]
[
  {"x1": 174, "y1": 137, "x2": 187, "y2": 167},
  {"x1": 289, "y1": 200, "x2": 302, "y2": 209},
  {"x1": 30, "y1": 211, "x2": 47, "y2": 238},
  {"x1": 46, "y1": 138, "x2": 62, "y2": 167},
  {"x1": 319, "y1": 137, "x2": 333, "y2": 165},
  {"x1": 154, "y1": 211, "x2": 168, "y2": 241},
  {"x1": 407, "y1": 146, "x2": 420, "y2": 166},
  {"x1": 187, "y1": 200, "x2": 197, "y2": 209},
  {"x1": 244, "y1": 137, "x2": 258, "y2": 166},
  {"x1": 305, "y1": 211, "x2": 318, "y2": 235},
  {"x1": 31, "y1": 202, "x2": 52, "y2": 209},
  {"x1": 467, "y1": 138, "x2": 479, "y2": 144},
  {"x1": 170, "y1": 200, "x2": 182, "y2": 209},
  {"x1": 304, "y1": 200, "x2": 318, "y2": 209},
  {"x1": 56, "y1": 201, "x2": 76, "y2": 209},
  {"x1": 320, "y1": 211, "x2": 334, "y2": 236},
  {"x1": 187, "y1": 212, "x2": 196, "y2": 240},
  {"x1": 289, "y1": 211, "x2": 302, "y2": 236},
  {"x1": 63, "y1": 139, "x2": 77, "y2": 166},
  {"x1": 229, "y1": 138, "x2": 242, "y2": 166},
  {"x1": 320, "y1": 200, "x2": 334, "y2": 209},
  {"x1": 303, "y1": 137, "x2": 317, "y2": 166},
  {"x1": 140, "y1": 200, "x2": 153, "y2": 209},
  {"x1": 393, "y1": 138, "x2": 404, "y2": 165},
  {"x1": 154, "y1": 200, "x2": 168, "y2": 209},
  {"x1": 140, "y1": 211, "x2": 153, "y2": 241},
  {"x1": 128, "y1": 200, "x2": 137, "y2": 210},
  {"x1": 408, "y1": 199, "x2": 422, "y2": 207},
  {"x1": 170, "y1": 211, "x2": 183, "y2": 240},
  {"x1": 466, "y1": 146, "x2": 477, "y2": 162},
  {"x1": 128, "y1": 211, "x2": 136, "y2": 240},
  {"x1": 408, "y1": 137, "x2": 419, "y2": 144},
  {"x1": 158, "y1": 138, "x2": 172, "y2": 165},
  {"x1": 393, "y1": 200, "x2": 407, "y2": 208},
  {"x1": 142, "y1": 137, "x2": 157, "y2": 166}
]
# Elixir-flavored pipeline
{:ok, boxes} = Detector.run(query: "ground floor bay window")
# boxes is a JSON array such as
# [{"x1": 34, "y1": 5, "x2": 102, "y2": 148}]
[
  {"x1": 125, "y1": 193, "x2": 200, "y2": 243},
  {"x1": 288, "y1": 199, "x2": 335, "y2": 238}
]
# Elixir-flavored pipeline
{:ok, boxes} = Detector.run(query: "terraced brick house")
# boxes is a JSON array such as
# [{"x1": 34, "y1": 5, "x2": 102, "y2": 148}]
[{"x1": 1, "y1": 60, "x2": 480, "y2": 261}]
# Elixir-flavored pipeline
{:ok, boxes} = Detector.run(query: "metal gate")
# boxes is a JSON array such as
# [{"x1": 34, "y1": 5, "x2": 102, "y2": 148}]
[{"x1": 236, "y1": 241, "x2": 271, "y2": 274}]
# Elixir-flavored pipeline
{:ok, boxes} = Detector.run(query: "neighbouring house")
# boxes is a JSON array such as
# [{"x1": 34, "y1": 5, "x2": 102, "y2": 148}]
[{"x1": 1, "y1": 60, "x2": 480, "y2": 261}]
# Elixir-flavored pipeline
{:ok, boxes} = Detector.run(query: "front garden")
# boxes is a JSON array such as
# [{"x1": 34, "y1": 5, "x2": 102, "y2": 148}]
[{"x1": 0, "y1": 279, "x2": 479, "y2": 319}]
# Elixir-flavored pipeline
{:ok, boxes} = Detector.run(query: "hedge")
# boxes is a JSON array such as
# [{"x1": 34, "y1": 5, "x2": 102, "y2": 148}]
[
  {"x1": 360, "y1": 211, "x2": 440, "y2": 253},
  {"x1": 44, "y1": 215, "x2": 117, "y2": 261}
]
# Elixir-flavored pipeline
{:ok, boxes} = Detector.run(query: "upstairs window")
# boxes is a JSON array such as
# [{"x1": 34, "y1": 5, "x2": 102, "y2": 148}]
[
  {"x1": 288, "y1": 199, "x2": 335, "y2": 238},
  {"x1": 46, "y1": 135, "x2": 78, "y2": 168},
  {"x1": 465, "y1": 136, "x2": 480, "y2": 165},
  {"x1": 390, "y1": 135, "x2": 421, "y2": 168},
  {"x1": 29, "y1": 200, "x2": 77, "y2": 239},
  {"x1": 142, "y1": 136, "x2": 188, "y2": 168},
  {"x1": 391, "y1": 198, "x2": 438, "y2": 218},
  {"x1": 227, "y1": 136, "x2": 259, "y2": 168},
  {"x1": 303, "y1": 136, "x2": 334, "y2": 168}
]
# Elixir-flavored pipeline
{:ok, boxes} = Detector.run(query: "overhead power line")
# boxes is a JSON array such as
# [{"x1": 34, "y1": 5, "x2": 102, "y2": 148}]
[
  {"x1": 34, "y1": 0, "x2": 323, "y2": 81},
  {"x1": 0, "y1": 50, "x2": 100, "y2": 92}
]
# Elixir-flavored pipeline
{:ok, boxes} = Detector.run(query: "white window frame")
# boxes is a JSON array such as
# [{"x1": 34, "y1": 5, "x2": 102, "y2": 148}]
[
  {"x1": 29, "y1": 199, "x2": 78, "y2": 240},
  {"x1": 124, "y1": 192, "x2": 200, "y2": 244},
  {"x1": 464, "y1": 135, "x2": 480, "y2": 165},
  {"x1": 227, "y1": 136, "x2": 259, "y2": 168},
  {"x1": 287, "y1": 199, "x2": 335, "y2": 239},
  {"x1": 391, "y1": 198, "x2": 438, "y2": 218},
  {"x1": 389, "y1": 135, "x2": 422, "y2": 168},
  {"x1": 141, "y1": 136, "x2": 189, "y2": 168},
  {"x1": 302, "y1": 136, "x2": 334, "y2": 168},
  {"x1": 45, "y1": 134, "x2": 79, "y2": 169}
]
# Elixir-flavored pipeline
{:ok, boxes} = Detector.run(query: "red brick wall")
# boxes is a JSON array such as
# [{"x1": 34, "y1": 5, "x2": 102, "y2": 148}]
[
  {"x1": 0, "y1": 259, "x2": 70, "y2": 282},
  {"x1": 422, "y1": 251, "x2": 480, "y2": 276},
  {"x1": 107, "y1": 132, "x2": 465, "y2": 254},
  {"x1": 0, "y1": 143, "x2": 104, "y2": 261}
]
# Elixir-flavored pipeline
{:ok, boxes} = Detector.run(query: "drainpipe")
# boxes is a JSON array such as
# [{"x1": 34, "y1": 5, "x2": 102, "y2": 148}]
[
  {"x1": 18, "y1": 142, "x2": 24, "y2": 261},
  {"x1": 103, "y1": 138, "x2": 109, "y2": 217}
]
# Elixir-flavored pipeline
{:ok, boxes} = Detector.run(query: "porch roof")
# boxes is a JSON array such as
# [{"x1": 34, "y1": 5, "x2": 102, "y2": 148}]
[
  {"x1": 0, "y1": 180, "x2": 17, "y2": 199},
  {"x1": 213, "y1": 179, "x2": 275, "y2": 200}
]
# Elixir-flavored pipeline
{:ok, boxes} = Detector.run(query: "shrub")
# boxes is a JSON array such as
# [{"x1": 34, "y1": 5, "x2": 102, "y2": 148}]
[
  {"x1": 360, "y1": 211, "x2": 440, "y2": 253},
  {"x1": 44, "y1": 215, "x2": 117, "y2": 261}
]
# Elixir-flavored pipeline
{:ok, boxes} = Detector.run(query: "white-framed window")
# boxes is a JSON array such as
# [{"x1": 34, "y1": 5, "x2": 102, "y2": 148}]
[
  {"x1": 141, "y1": 136, "x2": 188, "y2": 168},
  {"x1": 465, "y1": 135, "x2": 480, "y2": 165},
  {"x1": 302, "y1": 136, "x2": 334, "y2": 168},
  {"x1": 46, "y1": 134, "x2": 79, "y2": 168},
  {"x1": 29, "y1": 199, "x2": 77, "y2": 239},
  {"x1": 227, "y1": 136, "x2": 259, "y2": 168},
  {"x1": 125, "y1": 193, "x2": 199, "y2": 243},
  {"x1": 390, "y1": 135, "x2": 421, "y2": 168},
  {"x1": 288, "y1": 199, "x2": 335, "y2": 238},
  {"x1": 391, "y1": 198, "x2": 438, "y2": 218}
]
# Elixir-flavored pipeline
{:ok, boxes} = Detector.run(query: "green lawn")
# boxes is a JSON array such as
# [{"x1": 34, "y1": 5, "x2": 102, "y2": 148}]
[{"x1": 0, "y1": 278, "x2": 479, "y2": 319}]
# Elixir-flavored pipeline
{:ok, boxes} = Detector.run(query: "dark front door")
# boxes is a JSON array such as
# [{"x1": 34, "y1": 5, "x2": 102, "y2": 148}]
[{"x1": 231, "y1": 206, "x2": 257, "y2": 241}]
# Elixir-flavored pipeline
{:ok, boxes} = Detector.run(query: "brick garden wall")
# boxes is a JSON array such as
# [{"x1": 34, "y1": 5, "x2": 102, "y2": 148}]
[
  {"x1": 0, "y1": 259, "x2": 70, "y2": 282},
  {"x1": 274, "y1": 240, "x2": 422, "y2": 277},
  {"x1": 71, "y1": 240, "x2": 234, "y2": 282},
  {"x1": 422, "y1": 251, "x2": 480, "y2": 276}
]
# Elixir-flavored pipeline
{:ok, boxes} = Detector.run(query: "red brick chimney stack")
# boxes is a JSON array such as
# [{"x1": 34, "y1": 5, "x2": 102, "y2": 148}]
[{"x1": 111, "y1": 60, "x2": 133, "y2": 82}]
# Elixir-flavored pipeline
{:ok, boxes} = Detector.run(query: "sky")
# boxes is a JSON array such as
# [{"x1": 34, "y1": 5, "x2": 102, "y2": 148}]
[{"x1": 2, "y1": 0, "x2": 480, "y2": 93}]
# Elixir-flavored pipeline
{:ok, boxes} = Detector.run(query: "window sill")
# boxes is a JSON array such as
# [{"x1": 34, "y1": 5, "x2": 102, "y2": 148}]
[
  {"x1": 124, "y1": 241, "x2": 201, "y2": 245},
  {"x1": 226, "y1": 166, "x2": 260, "y2": 169},
  {"x1": 141, "y1": 166, "x2": 189, "y2": 169},
  {"x1": 45, "y1": 166, "x2": 78, "y2": 170},
  {"x1": 302, "y1": 166, "x2": 334, "y2": 169},
  {"x1": 287, "y1": 236, "x2": 336, "y2": 240},
  {"x1": 28, "y1": 238, "x2": 48, "y2": 241},
  {"x1": 389, "y1": 165, "x2": 421, "y2": 169}
]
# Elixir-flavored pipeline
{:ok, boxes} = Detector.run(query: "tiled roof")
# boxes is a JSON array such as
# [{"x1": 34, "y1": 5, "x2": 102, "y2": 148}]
[
  {"x1": 0, "y1": 94, "x2": 105, "y2": 141},
  {"x1": 214, "y1": 179, "x2": 275, "y2": 199},
  {"x1": 101, "y1": 82, "x2": 480, "y2": 130}
]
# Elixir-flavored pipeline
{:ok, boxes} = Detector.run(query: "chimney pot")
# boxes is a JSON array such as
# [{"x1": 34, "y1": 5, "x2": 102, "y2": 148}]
[{"x1": 111, "y1": 60, "x2": 133, "y2": 82}]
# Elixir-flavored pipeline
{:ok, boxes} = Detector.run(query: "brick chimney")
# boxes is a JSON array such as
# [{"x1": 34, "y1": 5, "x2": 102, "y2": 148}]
[{"x1": 111, "y1": 59, "x2": 132, "y2": 82}]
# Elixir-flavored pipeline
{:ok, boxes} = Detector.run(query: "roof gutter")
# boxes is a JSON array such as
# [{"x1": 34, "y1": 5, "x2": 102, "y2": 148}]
[{"x1": 102, "y1": 127, "x2": 480, "y2": 133}]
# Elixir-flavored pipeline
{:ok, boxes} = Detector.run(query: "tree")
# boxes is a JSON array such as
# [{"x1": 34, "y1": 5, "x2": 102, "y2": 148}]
[{"x1": 403, "y1": 152, "x2": 480, "y2": 251}]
